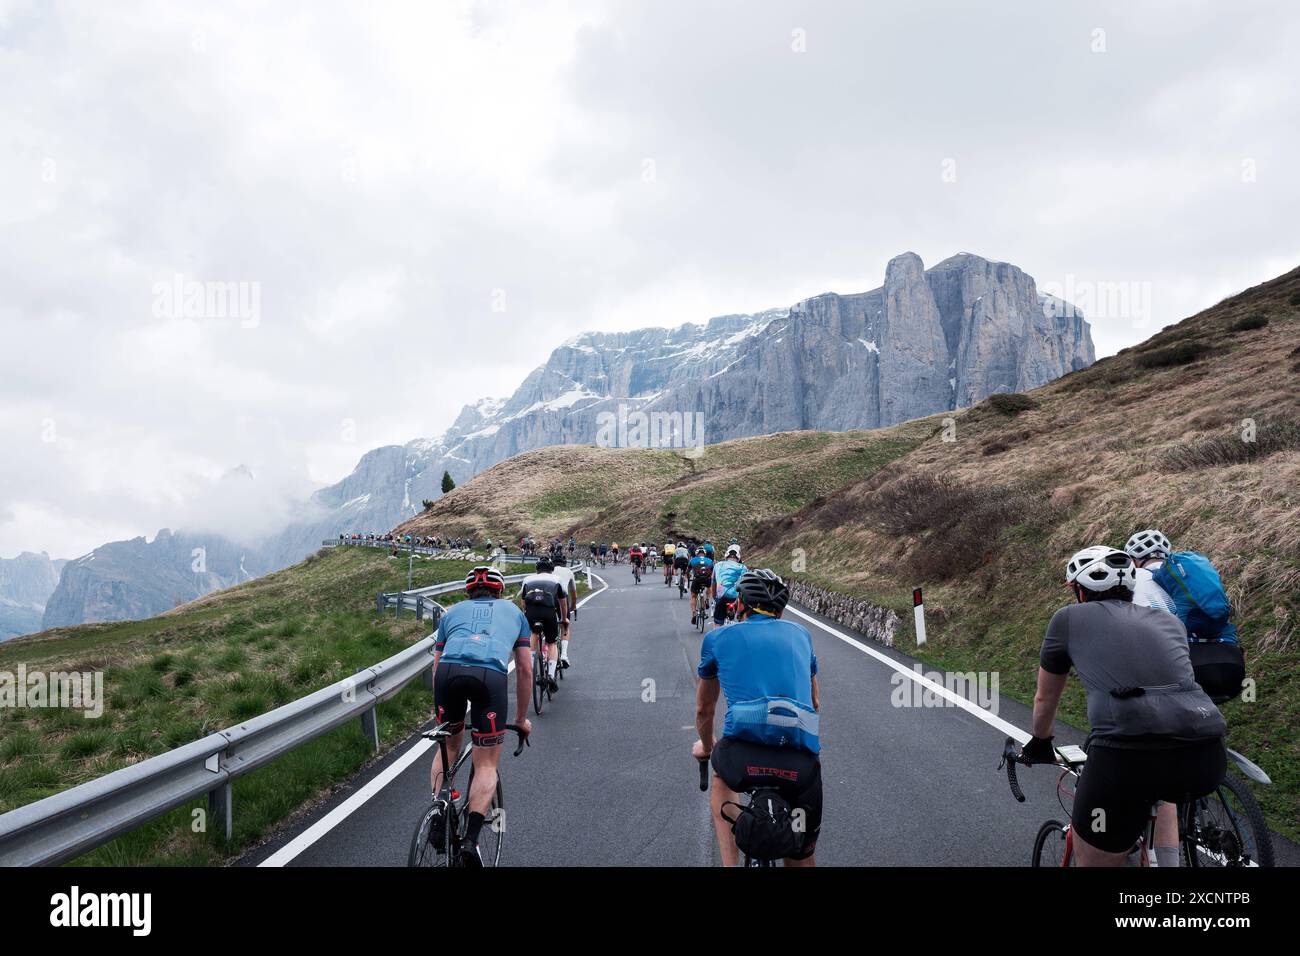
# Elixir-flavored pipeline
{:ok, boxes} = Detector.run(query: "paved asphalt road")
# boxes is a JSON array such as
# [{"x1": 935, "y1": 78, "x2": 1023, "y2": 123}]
[{"x1": 241, "y1": 561, "x2": 1297, "y2": 867}]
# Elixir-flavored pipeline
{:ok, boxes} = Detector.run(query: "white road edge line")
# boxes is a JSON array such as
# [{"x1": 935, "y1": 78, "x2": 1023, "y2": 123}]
[
  {"x1": 785, "y1": 605, "x2": 1030, "y2": 745},
  {"x1": 259, "y1": 571, "x2": 610, "y2": 867}
]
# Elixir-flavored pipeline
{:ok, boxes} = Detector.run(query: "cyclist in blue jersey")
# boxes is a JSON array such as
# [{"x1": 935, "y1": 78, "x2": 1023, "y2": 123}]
[
  {"x1": 431, "y1": 566, "x2": 534, "y2": 867},
  {"x1": 710, "y1": 544, "x2": 747, "y2": 628},
  {"x1": 687, "y1": 547, "x2": 715, "y2": 626},
  {"x1": 702, "y1": 542, "x2": 715, "y2": 560},
  {"x1": 692, "y1": 569, "x2": 821, "y2": 866}
]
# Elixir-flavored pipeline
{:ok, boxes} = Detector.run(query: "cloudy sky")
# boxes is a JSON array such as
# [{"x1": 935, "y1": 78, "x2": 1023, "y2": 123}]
[{"x1": 2, "y1": 0, "x2": 1298, "y2": 559}]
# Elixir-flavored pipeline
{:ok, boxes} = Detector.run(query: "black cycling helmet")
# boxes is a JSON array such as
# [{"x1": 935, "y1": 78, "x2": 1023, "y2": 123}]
[
  {"x1": 553, "y1": 554, "x2": 567, "y2": 567},
  {"x1": 536, "y1": 556, "x2": 554, "y2": 573},
  {"x1": 735, "y1": 568, "x2": 790, "y2": 616}
]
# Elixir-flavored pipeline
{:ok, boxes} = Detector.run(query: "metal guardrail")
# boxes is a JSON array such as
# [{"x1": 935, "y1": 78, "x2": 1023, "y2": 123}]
[{"x1": 0, "y1": 562, "x2": 587, "y2": 866}]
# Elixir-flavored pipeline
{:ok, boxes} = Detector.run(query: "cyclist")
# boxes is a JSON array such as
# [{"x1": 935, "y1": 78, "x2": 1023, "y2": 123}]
[
  {"x1": 647, "y1": 544, "x2": 659, "y2": 573},
  {"x1": 431, "y1": 567, "x2": 534, "y2": 867},
  {"x1": 688, "y1": 547, "x2": 715, "y2": 625},
  {"x1": 662, "y1": 541, "x2": 676, "y2": 583},
  {"x1": 518, "y1": 556, "x2": 568, "y2": 693},
  {"x1": 710, "y1": 544, "x2": 747, "y2": 628},
  {"x1": 551, "y1": 555, "x2": 578, "y2": 670},
  {"x1": 597, "y1": 541, "x2": 608, "y2": 565},
  {"x1": 610, "y1": 541, "x2": 620, "y2": 564},
  {"x1": 1017, "y1": 546, "x2": 1227, "y2": 867},
  {"x1": 702, "y1": 541, "x2": 715, "y2": 560},
  {"x1": 568, "y1": 536, "x2": 576, "y2": 557},
  {"x1": 589, "y1": 540, "x2": 599, "y2": 561},
  {"x1": 629, "y1": 543, "x2": 645, "y2": 579},
  {"x1": 692, "y1": 569, "x2": 820, "y2": 867},
  {"x1": 1125, "y1": 529, "x2": 1177, "y2": 615},
  {"x1": 673, "y1": 542, "x2": 691, "y2": 588}
]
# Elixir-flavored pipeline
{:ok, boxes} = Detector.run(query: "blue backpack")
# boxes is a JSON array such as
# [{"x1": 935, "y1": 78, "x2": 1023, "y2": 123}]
[{"x1": 1151, "y1": 552, "x2": 1238, "y2": 643}]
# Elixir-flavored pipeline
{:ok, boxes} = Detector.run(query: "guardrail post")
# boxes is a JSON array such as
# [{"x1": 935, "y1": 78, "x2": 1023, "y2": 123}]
[
  {"x1": 375, "y1": 592, "x2": 384, "y2": 613},
  {"x1": 360, "y1": 705, "x2": 379, "y2": 750},
  {"x1": 208, "y1": 781, "x2": 233, "y2": 841},
  {"x1": 415, "y1": 597, "x2": 424, "y2": 622}
]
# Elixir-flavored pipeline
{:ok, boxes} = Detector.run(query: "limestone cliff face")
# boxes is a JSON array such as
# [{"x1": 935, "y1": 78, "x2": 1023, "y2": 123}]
[{"x1": 41, "y1": 251, "x2": 1093, "y2": 629}]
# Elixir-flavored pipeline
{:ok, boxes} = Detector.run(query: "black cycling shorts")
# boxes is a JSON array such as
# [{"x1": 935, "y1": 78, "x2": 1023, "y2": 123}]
[
  {"x1": 1072, "y1": 738, "x2": 1226, "y2": 853},
  {"x1": 711, "y1": 736, "x2": 822, "y2": 860},
  {"x1": 525, "y1": 605, "x2": 560, "y2": 643},
  {"x1": 713, "y1": 596, "x2": 737, "y2": 624},
  {"x1": 674, "y1": 557, "x2": 689, "y2": 571},
  {"x1": 434, "y1": 663, "x2": 510, "y2": 746},
  {"x1": 690, "y1": 576, "x2": 710, "y2": 594}
]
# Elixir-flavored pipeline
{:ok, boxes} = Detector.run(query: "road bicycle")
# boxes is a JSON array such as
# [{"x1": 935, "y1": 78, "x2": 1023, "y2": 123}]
[
  {"x1": 632, "y1": 560, "x2": 642, "y2": 584},
  {"x1": 999, "y1": 736, "x2": 1274, "y2": 867},
  {"x1": 695, "y1": 592, "x2": 711, "y2": 633},
  {"x1": 408, "y1": 721, "x2": 529, "y2": 867},
  {"x1": 531, "y1": 621, "x2": 561, "y2": 715},
  {"x1": 677, "y1": 569, "x2": 687, "y2": 598}
]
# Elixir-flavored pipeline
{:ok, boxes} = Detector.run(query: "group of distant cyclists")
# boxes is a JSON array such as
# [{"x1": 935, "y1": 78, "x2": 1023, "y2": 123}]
[{"x1": 423, "y1": 517, "x2": 1246, "y2": 868}]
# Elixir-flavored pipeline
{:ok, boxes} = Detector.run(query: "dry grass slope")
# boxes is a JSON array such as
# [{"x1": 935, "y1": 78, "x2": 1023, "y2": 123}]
[{"x1": 748, "y1": 264, "x2": 1300, "y2": 837}]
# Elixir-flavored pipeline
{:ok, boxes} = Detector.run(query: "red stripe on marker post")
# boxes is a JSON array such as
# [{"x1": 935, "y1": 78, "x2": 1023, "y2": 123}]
[{"x1": 912, "y1": 587, "x2": 927, "y2": 646}]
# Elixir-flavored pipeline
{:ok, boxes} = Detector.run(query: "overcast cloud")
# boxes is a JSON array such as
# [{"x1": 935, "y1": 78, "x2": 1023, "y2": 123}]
[{"x1": 2, "y1": 0, "x2": 1298, "y2": 559}]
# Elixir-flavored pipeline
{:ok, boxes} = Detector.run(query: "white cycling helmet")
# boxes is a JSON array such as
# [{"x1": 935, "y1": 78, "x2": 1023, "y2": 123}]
[
  {"x1": 1065, "y1": 546, "x2": 1137, "y2": 592},
  {"x1": 1124, "y1": 529, "x2": 1171, "y2": 561},
  {"x1": 725, "y1": 544, "x2": 741, "y2": 559}
]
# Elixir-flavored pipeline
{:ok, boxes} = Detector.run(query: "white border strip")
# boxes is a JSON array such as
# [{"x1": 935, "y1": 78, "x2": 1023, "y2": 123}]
[
  {"x1": 259, "y1": 576, "x2": 611, "y2": 867},
  {"x1": 785, "y1": 605, "x2": 1030, "y2": 744}
]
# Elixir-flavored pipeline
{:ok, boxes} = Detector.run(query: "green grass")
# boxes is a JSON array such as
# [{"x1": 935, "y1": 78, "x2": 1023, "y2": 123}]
[
  {"x1": 0, "y1": 547, "x2": 594, "y2": 864},
  {"x1": 0, "y1": 547, "x2": 512, "y2": 864}
]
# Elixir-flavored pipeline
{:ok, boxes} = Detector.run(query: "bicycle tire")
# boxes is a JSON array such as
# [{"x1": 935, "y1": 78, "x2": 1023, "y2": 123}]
[
  {"x1": 1032, "y1": 819, "x2": 1071, "y2": 867},
  {"x1": 407, "y1": 799, "x2": 453, "y2": 867},
  {"x1": 1184, "y1": 774, "x2": 1274, "y2": 867},
  {"x1": 532, "y1": 649, "x2": 545, "y2": 715}
]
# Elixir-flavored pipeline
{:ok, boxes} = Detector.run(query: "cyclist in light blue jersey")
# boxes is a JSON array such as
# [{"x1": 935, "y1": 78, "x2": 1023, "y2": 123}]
[
  {"x1": 710, "y1": 544, "x2": 747, "y2": 627},
  {"x1": 692, "y1": 569, "x2": 821, "y2": 866},
  {"x1": 431, "y1": 566, "x2": 533, "y2": 867}
]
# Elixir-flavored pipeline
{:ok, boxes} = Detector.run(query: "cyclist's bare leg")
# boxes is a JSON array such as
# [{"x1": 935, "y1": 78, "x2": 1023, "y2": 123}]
[
  {"x1": 1072, "y1": 829, "x2": 1130, "y2": 867},
  {"x1": 709, "y1": 772, "x2": 743, "y2": 867},
  {"x1": 1153, "y1": 801, "x2": 1179, "y2": 865},
  {"x1": 430, "y1": 727, "x2": 464, "y2": 792},
  {"x1": 466, "y1": 737, "x2": 502, "y2": 816}
]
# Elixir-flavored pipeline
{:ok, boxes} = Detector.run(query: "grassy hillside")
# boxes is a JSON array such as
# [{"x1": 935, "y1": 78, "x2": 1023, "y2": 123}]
[
  {"x1": 0, "y1": 546, "x2": 525, "y2": 864},
  {"x1": 747, "y1": 267, "x2": 1300, "y2": 837},
  {"x1": 398, "y1": 422, "x2": 938, "y2": 545}
]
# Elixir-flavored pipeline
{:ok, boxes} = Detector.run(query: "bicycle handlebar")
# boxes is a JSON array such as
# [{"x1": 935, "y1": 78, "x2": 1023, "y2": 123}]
[
  {"x1": 505, "y1": 723, "x2": 531, "y2": 758},
  {"x1": 423, "y1": 721, "x2": 531, "y2": 757},
  {"x1": 697, "y1": 756, "x2": 709, "y2": 791}
]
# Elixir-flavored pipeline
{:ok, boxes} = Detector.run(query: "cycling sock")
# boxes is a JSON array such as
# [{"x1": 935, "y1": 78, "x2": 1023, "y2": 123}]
[
  {"x1": 548, "y1": 660, "x2": 557, "y2": 678},
  {"x1": 1154, "y1": 845, "x2": 1180, "y2": 868},
  {"x1": 560, "y1": 639, "x2": 569, "y2": 660},
  {"x1": 465, "y1": 811, "x2": 485, "y2": 845}
]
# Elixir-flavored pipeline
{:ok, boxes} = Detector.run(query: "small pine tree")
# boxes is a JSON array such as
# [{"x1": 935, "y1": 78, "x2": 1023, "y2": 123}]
[
  {"x1": 421, "y1": 499, "x2": 435, "y2": 510},
  {"x1": 441, "y1": 471, "x2": 456, "y2": 494}
]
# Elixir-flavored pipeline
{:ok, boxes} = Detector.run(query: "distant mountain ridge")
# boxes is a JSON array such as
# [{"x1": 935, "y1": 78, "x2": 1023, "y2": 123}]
[
  {"x1": 0, "y1": 552, "x2": 66, "y2": 641},
  {"x1": 36, "y1": 250, "x2": 1093, "y2": 633}
]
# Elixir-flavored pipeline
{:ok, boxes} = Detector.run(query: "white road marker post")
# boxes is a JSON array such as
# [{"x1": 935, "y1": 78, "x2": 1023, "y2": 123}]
[{"x1": 912, "y1": 588, "x2": 927, "y2": 647}]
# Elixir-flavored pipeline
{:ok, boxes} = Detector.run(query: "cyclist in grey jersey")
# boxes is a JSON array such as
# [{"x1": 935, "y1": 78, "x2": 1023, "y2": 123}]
[{"x1": 1020, "y1": 546, "x2": 1225, "y2": 867}]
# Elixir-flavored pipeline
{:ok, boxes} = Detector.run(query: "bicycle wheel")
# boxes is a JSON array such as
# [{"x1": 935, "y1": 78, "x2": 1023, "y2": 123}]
[
  {"x1": 532, "y1": 649, "x2": 545, "y2": 715},
  {"x1": 1183, "y1": 775, "x2": 1274, "y2": 867},
  {"x1": 1032, "y1": 819, "x2": 1072, "y2": 867},
  {"x1": 407, "y1": 799, "x2": 453, "y2": 867}
]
